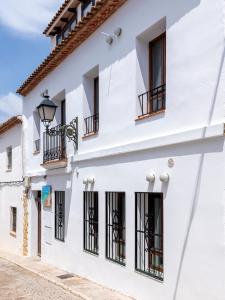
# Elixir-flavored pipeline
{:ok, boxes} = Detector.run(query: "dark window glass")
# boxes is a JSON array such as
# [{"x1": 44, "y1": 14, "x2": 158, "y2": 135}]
[
  {"x1": 135, "y1": 192, "x2": 163, "y2": 280},
  {"x1": 81, "y1": 0, "x2": 95, "y2": 17},
  {"x1": 55, "y1": 191, "x2": 65, "y2": 241},
  {"x1": 7, "y1": 146, "x2": 12, "y2": 170},
  {"x1": 84, "y1": 192, "x2": 98, "y2": 254},
  {"x1": 11, "y1": 207, "x2": 17, "y2": 233},
  {"x1": 106, "y1": 192, "x2": 126, "y2": 265}
]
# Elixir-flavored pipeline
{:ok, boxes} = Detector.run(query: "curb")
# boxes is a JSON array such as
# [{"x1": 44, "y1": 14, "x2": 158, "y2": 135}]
[{"x1": 0, "y1": 255, "x2": 90, "y2": 300}]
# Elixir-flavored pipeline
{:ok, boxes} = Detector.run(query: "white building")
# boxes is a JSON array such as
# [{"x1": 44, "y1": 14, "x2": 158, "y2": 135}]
[
  {"x1": 17, "y1": 0, "x2": 225, "y2": 299},
  {"x1": 0, "y1": 116, "x2": 24, "y2": 255}
]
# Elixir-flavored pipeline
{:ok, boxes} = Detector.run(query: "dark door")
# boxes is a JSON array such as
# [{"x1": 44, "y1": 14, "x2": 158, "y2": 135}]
[{"x1": 37, "y1": 192, "x2": 42, "y2": 257}]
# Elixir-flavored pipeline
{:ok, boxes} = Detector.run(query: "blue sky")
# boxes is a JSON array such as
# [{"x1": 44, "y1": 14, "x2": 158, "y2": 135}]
[{"x1": 0, "y1": 0, "x2": 64, "y2": 122}]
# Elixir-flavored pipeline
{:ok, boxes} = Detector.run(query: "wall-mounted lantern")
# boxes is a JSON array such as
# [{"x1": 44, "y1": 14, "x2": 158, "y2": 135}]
[{"x1": 37, "y1": 90, "x2": 78, "y2": 149}]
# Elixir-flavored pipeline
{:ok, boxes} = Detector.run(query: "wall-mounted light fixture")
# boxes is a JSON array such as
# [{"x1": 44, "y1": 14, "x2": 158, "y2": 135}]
[
  {"x1": 114, "y1": 27, "x2": 122, "y2": 37},
  {"x1": 36, "y1": 90, "x2": 78, "y2": 149},
  {"x1": 146, "y1": 173, "x2": 155, "y2": 183},
  {"x1": 83, "y1": 178, "x2": 88, "y2": 185},
  {"x1": 87, "y1": 177, "x2": 95, "y2": 184},
  {"x1": 159, "y1": 173, "x2": 170, "y2": 183},
  {"x1": 101, "y1": 32, "x2": 113, "y2": 44}
]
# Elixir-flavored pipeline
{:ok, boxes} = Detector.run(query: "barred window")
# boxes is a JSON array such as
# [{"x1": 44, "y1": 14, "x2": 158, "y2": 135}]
[
  {"x1": 135, "y1": 192, "x2": 163, "y2": 280},
  {"x1": 55, "y1": 191, "x2": 65, "y2": 241},
  {"x1": 83, "y1": 192, "x2": 98, "y2": 254},
  {"x1": 106, "y1": 192, "x2": 126, "y2": 265}
]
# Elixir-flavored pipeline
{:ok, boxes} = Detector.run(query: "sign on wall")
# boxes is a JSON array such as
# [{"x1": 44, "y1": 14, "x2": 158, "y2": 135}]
[{"x1": 41, "y1": 185, "x2": 52, "y2": 208}]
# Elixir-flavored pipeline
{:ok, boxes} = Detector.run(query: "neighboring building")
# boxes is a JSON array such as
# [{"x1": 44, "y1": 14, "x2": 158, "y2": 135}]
[
  {"x1": 0, "y1": 116, "x2": 24, "y2": 255},
  {"x1": 17, "y1": 0, "x2": 225, "y2": 299}
]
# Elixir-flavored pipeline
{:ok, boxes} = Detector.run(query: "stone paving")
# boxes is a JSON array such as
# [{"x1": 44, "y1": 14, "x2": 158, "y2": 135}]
[
  {"x1": 0, "y1": 250, "x2": 133, "y2": 300},
  {"x1": 0, "y1": 258, "x2": 80, "y2": 300}
]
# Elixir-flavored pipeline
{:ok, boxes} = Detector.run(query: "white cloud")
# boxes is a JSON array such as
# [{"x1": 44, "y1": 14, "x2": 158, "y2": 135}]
[
  {"x1": 0, "y1": 0, "x2": 64, "y2": 35},
  {"x1": 0, "y1": 93, "x2": 22, "y2": 123}
]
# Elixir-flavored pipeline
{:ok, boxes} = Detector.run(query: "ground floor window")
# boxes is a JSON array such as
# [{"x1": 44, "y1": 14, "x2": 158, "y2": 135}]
[
  {"x1": 135, "y1": 192, "x2": 163, "y2": 280},
  {"x1": 106, "y1": 192, "x2": 126, "y2": 265},
  {"x1": 10, "y1": 207, "x2": 17, "y2": 235},
  {"x1": 83, "y1": 191, "x2": 99, "y2": 254},
  {"x1": 55, "y1": 191, "x2": 65, "y2": 241}
]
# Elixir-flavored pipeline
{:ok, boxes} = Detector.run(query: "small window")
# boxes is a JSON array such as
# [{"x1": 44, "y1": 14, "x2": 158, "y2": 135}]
[
  {"x1": 55, "y1": 191, "x2": 65, "y2": 241},
  {"x1": 106, "y1": 192, "x2": 126, "y2": 265},
  {"x1": 6, "y1": 146, "x2": 12, "y2": 170},
  {"x1": 10, "y1": 207, "x2": 17, "y2": 235},
  {"x1": 135, "y1": 192, "x2": 163, "y2": 280},
  {"x1": 81, "y1": 0, "x2": 95, "y2": 17},
  {"x1": 84, "y1": 191, "x2": 98, "y2": 254},
  {"x1": 33, "y1": 111, "x2": 41, "y2": 153}
]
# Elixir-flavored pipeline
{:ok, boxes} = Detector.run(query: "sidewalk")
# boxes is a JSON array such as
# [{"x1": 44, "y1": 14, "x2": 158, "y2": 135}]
[{"x1": 0, "y1": 249, "x2": 133, "y2": 300}]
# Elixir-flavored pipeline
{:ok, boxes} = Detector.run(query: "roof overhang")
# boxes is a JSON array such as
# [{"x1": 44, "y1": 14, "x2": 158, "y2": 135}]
[
  {"x1": 17, "y1": 0, "x2": 127, "y2": 97},
  {"x1": 0, "y1": 116, "x2": 22, "y2": 135}
]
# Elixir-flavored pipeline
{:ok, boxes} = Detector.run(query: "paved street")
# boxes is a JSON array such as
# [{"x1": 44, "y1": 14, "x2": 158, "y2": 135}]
[{"x1": 0, "y1": 258, "x2": 80, "y2": 300}]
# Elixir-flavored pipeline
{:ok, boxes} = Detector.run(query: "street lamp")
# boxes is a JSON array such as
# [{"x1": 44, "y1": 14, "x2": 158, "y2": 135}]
[{"x1": 36, "y1": 90, "x2": 78, "y2": 149}]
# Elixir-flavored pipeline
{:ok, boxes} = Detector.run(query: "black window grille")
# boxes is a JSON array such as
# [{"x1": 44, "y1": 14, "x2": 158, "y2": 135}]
[
  {"x1": 106, "y1": 192, "x2": 126, "y2": 265},
  {"x1": 83, "y1": 192, "x2": 98, "y2": 254},
  {"x1": 135, "y1": 192, "x2": 163, "y2": 280},
  {"x1": 55, "y1": 191, "x2": 65, "y2": 241}
]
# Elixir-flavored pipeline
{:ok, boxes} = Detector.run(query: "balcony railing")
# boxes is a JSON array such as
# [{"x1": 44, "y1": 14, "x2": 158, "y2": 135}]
[
  {"x1": 84, "y1": 113, "x2": 99, "y2": 136},
  {"x1": 43, "y1": 124, "x2": 66, "y2": 163},
  {"x1": 138, "y1": 84, "x2": 166, "y2": 118}
]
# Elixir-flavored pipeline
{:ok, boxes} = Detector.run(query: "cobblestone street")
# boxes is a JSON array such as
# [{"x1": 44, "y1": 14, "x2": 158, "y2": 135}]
[{"x1": 0, "y1": 258, "x2": 80, "y2": 300}]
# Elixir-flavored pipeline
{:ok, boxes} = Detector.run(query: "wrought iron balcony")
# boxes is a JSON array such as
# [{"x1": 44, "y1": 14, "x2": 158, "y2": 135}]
[
  {"x1": 138, "y1": 84, "x2": 166, "y2": 118},
  {"x1": 84, "y1": 113, "x2": 99, "y2": 136},
  {"x1": 43, "y1": 124, "x2": 66, "y2": 164}
]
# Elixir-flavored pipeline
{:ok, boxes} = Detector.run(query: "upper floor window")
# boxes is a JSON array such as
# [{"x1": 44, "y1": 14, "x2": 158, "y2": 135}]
[
  {"x1": 138, "y1": 33, "x2": 166, "y2": 118},
  {"x1": 6, "y1": 146, "x2": 12, "y2": 171},
  {"x1": 83, "y1": 66, "x2": 99, "y2": 136},
  {"x1": 56, "y1": 11, "x2": 77, "y2": 45},
  {"x1": 135, "y1": 192, "x2": 163, "y2": 280},
  {"x1": 81, "y1": 0, "x2": 95, "y2": 18}
]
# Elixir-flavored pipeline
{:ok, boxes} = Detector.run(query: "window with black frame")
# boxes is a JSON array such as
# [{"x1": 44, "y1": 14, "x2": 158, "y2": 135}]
[
  {"x1": 81, "y1": 0, "x2": 95, "y2": 17},
  {"x1": 83, "y1": 191, "x2": 98, "y2": 254},
  {"x1": 55, "y1": 191, "x2": 65, "y2": 241},
  {"x1": 106, "y1": 192, "x2": 126, "y2": 265},
  {"x1": 135, "y1": 192, "x2": 163, "y2": 280}
]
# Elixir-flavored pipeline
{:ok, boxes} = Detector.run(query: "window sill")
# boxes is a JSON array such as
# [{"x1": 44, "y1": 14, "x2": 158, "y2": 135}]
[
  {"x1": 135, "y1": 110, "x2": 165, "y2": 121},
  {"x1": 6, "y1": 169, "x2": 12, "y2": 173},
  {"x1": 10, "y1": 231, "x2": 16, "y2": 238},
  {"x1": 41, "y1": 158, "x2": 67, "y2": 170},
  {"x1": 82, "y1": 131, "x2": 98, "y2": 139}
]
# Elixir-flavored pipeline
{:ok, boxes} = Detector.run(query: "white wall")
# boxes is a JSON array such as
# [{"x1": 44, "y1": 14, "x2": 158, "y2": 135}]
[
  {"x1": 0, "y1": 124, "x2": 24, "y2": 255},
  {"x1": 22, "y1": 0, "x2": 225, "y2": 299}
]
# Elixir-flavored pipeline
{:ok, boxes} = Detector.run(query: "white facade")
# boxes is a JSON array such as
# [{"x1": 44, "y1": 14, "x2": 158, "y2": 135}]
[
  {"x1": 0, "y1": 119, "x2": 24, "y2": 255},
  {"x1": 21, "y1": 1, "x2": 225, "y2": 299}
]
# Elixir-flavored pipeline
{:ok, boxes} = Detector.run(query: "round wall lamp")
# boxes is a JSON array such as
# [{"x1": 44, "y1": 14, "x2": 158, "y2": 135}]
[
  {"x1": 83, "y1": 178, "x2": 88, "y2": 185},
  {"x1": 160, "y1": 173, "x2": 170, "y2": 183},
  {"x1": 87, "y1": 177, "x2": 95, "y2": 184},
  {"x1": 146, "y1": 173, "x2": 155, "y2": 183}
]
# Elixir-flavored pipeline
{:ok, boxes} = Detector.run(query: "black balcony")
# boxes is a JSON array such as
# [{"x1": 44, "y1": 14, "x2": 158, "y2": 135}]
[
  {"x1": 43, "y1": 124, "x2": 66, "y2": 163},
  {"x1": 138, "y1": 84, "x2": 166, "y2": 118},
  {"x1": 84, "y1": 113, "x2": 99, "y2": 136}
]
